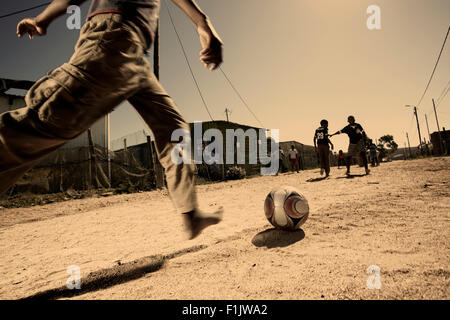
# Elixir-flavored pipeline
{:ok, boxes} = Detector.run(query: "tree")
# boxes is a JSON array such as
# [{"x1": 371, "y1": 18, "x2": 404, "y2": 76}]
[{"x1": 378, "y1": 135, "x2": 398, "y2": 159}]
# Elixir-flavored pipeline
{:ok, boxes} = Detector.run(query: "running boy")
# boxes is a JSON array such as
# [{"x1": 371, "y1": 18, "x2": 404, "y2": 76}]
[
  {"x1": 337, "y1": 150, "x2": 345, "y2": 169},
  {"x1": 288, "y1": 145, "x2": 299, "y2": 173},
  {"x1": 0, "y1": 0, "x2": 223, "y2": 239},
  {"x1": 330, "y1": 116, "x2": 370, "y2": 175},
  {"x1": 313, "y1": 119, "x2": 333, "y2": 177}
]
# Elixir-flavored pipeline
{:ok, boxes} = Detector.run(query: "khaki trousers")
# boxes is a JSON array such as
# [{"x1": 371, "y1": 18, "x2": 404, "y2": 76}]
[
  {"x1": 0, "y1": 14, "x2": 197, "y2": 213},
  {"x1": 317, "y1": 144, "x2": 330, "y2": 175}
]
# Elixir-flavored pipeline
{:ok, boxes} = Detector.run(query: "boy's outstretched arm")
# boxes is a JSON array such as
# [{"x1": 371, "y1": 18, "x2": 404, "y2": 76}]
[
  {"x1": 171, "y1": 0, "x2": 223, "y2": 70},
  {"x1": 331, "y1": 127, "x2": 345, "y2": 136},
  {"x1": 17, "y1": 0, "x2": 87, "y2": 39},
  {"x1": 328, "y1": 137, "x2": 334, "y2": 150}
]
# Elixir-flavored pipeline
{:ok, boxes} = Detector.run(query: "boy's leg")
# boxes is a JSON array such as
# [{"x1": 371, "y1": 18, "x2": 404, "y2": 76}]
[
  {"x1": 324, "y1": 147, "x2": 330, "y2": 176},
  {"x1": 0, "y1": 15, "x2": 146, "y2": 195},
  {"x1": 360, "y1": 151, "x2": 370, "y2": 174},
  {"x1": 318, "y1": 146, "x2": 325, "y2": 175},
  {"x1": 0, "y1": 67, "x2": 126, "y2": 195},
  {"x1": 357, "y1": 141, "x2": 370, "y2": 174},
  {"x1": 290, "y1": 159, "x2": 297, "y2": 172},
  {"x1": 345, "y1": 144, "x2": 353, "y2": 174},
  {"x1": 128, "y1": 75, "x2": 197, "y2": 214},
  {"x1": 128, "y1": 72, "x2": 222, "y2": 239},
  {"x1": 346, "y1": 143, "x2": 362, "y2": 174},
  {"x1": 345, "y1": 156, "x2": 352, "y2": 174},
  {"x1": 345, "y1": 144, "x2": 355, "y2": 175},
  {"x1": 319, "y1": 145, "x2": 330, "y2": 176}
]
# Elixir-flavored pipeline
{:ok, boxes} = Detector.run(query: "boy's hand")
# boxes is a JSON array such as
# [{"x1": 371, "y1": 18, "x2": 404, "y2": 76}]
[
  {"x1": 198, "y1": 25, "x2": 223, "y2": 70},
  {"x1": 17, "y1": 18, "x2": 47, "y2": 39}
]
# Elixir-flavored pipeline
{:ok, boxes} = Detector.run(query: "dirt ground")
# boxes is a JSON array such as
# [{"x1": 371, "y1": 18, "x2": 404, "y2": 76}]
[{"x1": 0, "y1": 157, "x2": 449, "y2": 300}]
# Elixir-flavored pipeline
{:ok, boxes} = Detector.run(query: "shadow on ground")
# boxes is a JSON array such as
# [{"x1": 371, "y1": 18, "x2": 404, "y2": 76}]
[
  {"x1": 251, "y1": 228, "x2": 305, "y2": 248},
  {"x1": 306, "y1": 177, "x2": 328, "y2": 182},
  {"x1": 335, "y1": 174, "x2": 366, "y2": 179},
  {"x1": 22, "y1": 255, "x2": 165, "y2": 300}
]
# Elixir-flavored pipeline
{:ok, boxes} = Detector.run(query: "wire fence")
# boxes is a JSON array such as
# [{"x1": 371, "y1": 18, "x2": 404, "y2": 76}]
[
  {"x1": 9, "y1": 143, "x2": 157, "y2": 195},
  {"x1": 10, "y1": 126, "x2": 434, "y2": 196},
  {"x1": 110, "y1": 130, "x2": 151, "y2": 151},
  {"x1": 9, "y1": 134, "x2": 330, "y2": 195}
]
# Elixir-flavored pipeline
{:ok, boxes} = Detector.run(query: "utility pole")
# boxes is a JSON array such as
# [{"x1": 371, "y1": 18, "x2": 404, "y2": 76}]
[
  {"x1": 405, "y1": 105, "x2": 423, "y2": 154},
  {"x1": 413, "y1": 106, "x2": 423, "y2": 154},
  {"x1": 425, "y1": 114, "x2": 431, "y2": 143},
  {"x1": 224, "y1": 108, "x2": 231, "y2": 122},
  {"x1": 406, "y1": 132, "x2": 412, "y2": 158},
  {"x1": 432, "y1": 98, "x2": 445, "y2": 154}
]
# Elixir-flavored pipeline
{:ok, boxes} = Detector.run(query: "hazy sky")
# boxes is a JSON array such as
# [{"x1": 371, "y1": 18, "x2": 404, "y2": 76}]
[{"x1": 0, "y1": 0, "x2": 449, "y2": 152}]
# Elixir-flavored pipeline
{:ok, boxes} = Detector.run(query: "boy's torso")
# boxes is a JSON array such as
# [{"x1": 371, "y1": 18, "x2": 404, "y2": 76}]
[
  {"x1": 288, "y1": 150, "x2": 297, "y2": 159},
  {"x1": 88, "y1": 0, "x2": 160, "y2": 47},
  {"x1": 315, "y1": 126, "x2": 329, "y2": 145},
  {"x1": 343, "y1": 123, "x2": 363, "y2": 144}
]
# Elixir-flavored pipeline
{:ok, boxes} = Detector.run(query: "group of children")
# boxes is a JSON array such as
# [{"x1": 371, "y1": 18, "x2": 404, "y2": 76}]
[
  {"x1": 278, "y1": 115, "x2": 377, "y2": 178},
  {"x1": 280, "y1": 116, "x2": 375, "y2": 178},
  {"x1": 313, "y1": 116, "x2": 374, "y2": 177}
]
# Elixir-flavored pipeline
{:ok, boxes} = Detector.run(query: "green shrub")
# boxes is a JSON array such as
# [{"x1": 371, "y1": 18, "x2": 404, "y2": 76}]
[{"x1": 226, "y1": 166, "x2": 246, "y2": 180}]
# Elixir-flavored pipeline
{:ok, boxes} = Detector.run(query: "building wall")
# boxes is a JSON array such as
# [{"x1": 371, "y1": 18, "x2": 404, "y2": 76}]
[
  {"x1": 431, "y1": 130, "x2": 450, "y2": 155},
  {"x1": 189, "y1": 121, "x2": 268, "y2": 176}
]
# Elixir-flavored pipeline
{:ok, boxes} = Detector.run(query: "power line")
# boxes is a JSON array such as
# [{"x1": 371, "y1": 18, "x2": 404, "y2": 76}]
[
  {"x1": 183, "y1": 19, "x2": 265, "y2": 128},
  {"x1": 416, "y1": 26, "x2": 450, "y2": 107},
  {"x1": 422, "y1": 81, "x2": 450, "y2": 121},
  {"x1": 0, "y1": 2, "x2": 51, "y2": 20},
  {"x1": 436, "y1": 81, "x2": 450, "y2": 106},
  {"x1": 219, "y1": 67, "x2": 264, "y2": 128},
  {"x1": 162, "y1": 0, "x2": 214, "y2": 122}
]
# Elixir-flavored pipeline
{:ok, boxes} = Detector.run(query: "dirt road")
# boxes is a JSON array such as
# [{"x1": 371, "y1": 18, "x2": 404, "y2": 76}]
[{"x1": 0, "y1": 157, "x2": 448, "y2": 299}]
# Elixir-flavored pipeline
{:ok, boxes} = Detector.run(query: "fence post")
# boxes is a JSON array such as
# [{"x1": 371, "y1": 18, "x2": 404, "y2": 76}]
[
  {"x1": 88, "y1": 129, "x2": 99, "y2": 188},
  {"x1": 151, "y1": 140, "x2": 165, "y2": 189},
  {"x1": 147, "y1": 136, "x2": 155, "y2": 169},
  {"x1": 123, "y1": 138, "x2": 129, "y2": 167},
  {"x1": 59, "y1": 150, "x2": 64, "y2": 192}
]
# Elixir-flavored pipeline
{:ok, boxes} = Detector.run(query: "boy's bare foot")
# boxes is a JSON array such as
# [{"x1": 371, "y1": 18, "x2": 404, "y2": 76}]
[{"x1": 183, "y1": 207, "x2": 223, "y2": 240}]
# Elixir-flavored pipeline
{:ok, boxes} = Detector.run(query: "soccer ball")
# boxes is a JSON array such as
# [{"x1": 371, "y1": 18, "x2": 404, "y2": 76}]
[{"x1": 264, "y1": 186, "x2": 309, "y2": 230}]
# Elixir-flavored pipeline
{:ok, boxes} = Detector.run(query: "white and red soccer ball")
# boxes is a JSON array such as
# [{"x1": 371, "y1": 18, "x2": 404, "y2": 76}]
[{"x1": 264, "y1": 186, "x2": 309, "y2": 230}]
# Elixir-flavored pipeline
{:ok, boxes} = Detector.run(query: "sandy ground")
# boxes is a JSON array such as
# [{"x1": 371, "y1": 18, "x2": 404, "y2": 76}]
[{"x1": 0, "y1": 157, "x2": 449, "y2": 300}]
